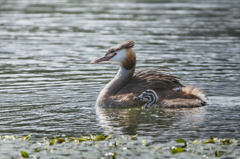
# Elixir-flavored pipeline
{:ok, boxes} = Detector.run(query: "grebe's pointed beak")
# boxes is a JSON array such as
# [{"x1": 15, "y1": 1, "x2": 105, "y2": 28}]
[
  {"x1": 90, "y1": 56, "x2": 111, "y2": 63},
  {"x1": 90, "y1": 53, "x2": 117, "y2": 63}
]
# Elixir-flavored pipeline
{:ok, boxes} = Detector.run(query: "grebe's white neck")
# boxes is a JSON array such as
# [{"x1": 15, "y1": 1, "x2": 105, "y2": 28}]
[{"x1": 96, "y1": 65, "x2": 135, "y2": 106}]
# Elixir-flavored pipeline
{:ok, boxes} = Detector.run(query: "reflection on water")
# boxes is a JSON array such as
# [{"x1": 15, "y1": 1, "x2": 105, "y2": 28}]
[
  {"x1": 96, "y1": 106, "x2": 207, "y2": 142},
  {"x1": 0, "y1": 0, "x2": 240, "y2": 142}
]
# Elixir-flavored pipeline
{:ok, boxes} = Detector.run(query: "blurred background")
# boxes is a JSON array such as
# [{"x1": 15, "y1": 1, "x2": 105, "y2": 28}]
[{"x1": 0, "y1": 0, "x2": 240, "y2": 141}]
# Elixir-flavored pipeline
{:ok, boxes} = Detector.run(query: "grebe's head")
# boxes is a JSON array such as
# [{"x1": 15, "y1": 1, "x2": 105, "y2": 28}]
[{"x1": 91, "y1": 40, "x2": 136, "y2": 70}]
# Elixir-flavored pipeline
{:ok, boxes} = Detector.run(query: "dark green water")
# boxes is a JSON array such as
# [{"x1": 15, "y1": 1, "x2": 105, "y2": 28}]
[{"x1": 0, "y1": 0, "x2": 240, "y2": 144}]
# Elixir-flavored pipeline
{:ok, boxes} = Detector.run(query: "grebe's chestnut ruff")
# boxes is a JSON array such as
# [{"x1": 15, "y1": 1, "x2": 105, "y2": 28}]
[{"x1": 91, "y1": 40, "x2": 206, "y2": 108}]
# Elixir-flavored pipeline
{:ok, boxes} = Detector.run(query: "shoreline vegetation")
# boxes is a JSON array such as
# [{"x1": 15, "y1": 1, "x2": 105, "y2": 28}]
[{"x1": 1, "y1": 134, "x2": 239, "y2": 158}]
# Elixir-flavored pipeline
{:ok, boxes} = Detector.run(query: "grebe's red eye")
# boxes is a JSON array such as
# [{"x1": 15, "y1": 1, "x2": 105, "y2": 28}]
[{"x1": 113, "y1": 53, "x2": 117, "y2": 56}]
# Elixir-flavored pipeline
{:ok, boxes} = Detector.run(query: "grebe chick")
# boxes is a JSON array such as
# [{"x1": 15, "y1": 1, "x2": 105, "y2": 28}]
[
  {"x1": 134, "y1": 89, "x2": 158, "y2": 109},
  {"x1": 91, "y1": 40, "x2": 206, "y2": 108},
  {"x1": 135, "y1": 87, "x2": 207, "y2": 108}
]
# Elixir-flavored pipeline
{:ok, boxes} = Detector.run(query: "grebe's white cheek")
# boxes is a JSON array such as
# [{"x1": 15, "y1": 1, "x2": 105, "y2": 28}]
[{"x1": 109, "y1": 50, "x2": 126, "y2": 62}]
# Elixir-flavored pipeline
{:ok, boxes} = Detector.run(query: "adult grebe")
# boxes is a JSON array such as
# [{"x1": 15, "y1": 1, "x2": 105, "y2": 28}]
[{"x1": 91, "y1": 40, "x2": 206, "y2": 108}]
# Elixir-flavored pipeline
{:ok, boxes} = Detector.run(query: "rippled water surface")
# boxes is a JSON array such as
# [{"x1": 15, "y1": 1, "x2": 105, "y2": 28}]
[{"x1": 0, "y1": 0, "x2": 240, "y2": 143}]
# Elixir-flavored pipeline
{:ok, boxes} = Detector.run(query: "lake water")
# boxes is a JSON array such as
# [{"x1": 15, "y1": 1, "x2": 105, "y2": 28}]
[{"x1": 0, "y1": 0, "x2": 240, "y2": 144}]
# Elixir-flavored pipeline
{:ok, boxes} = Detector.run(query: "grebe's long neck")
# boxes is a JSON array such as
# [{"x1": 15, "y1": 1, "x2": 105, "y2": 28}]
[{"x1": 96, "y1": 65, "x2": 135, "y2": 106}]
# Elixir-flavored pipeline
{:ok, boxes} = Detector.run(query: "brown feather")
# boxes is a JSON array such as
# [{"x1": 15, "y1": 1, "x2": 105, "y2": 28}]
[
  {"x1": 117, "y1": 68, "x2": 183, "y2": 96},
  {"x1": 158, "y1": 99, "x2": 205, "y2": 108},
  {"x1": 122, "y1": 48, "x2": 136, "y2": 70}
]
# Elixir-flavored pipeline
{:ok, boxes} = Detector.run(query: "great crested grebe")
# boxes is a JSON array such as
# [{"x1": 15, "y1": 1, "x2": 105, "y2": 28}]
[{"x1": 91, "y1": 40, "x2": 206, "y2": 108}]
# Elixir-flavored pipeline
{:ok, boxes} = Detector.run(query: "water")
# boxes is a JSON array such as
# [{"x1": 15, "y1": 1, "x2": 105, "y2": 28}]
[{"x1": 0, "y1": 0, "x2": 240, "y2": 143}]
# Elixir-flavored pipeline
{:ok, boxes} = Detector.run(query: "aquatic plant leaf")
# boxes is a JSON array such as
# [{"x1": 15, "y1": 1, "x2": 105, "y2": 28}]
[
  {"x1": 171, "y1": 147, "x2": 185, "y2": 154},
  {"x1": 175, "y1": 138, "x2": 185, "y2": 143},
  {"x1": 191, "y1": 140, "x2": 200, "y2": 144},
  {"x1": 35, "y1": 148, "x2": 40, "y2": 152},
  {"x1": 1, "y1": 135, "x2": 17, "y2": 140},
  {"x1": 202, "y1": 135, "x2": 216, "y2": 144},
  {"x1": 67, "y1": 136, "x2": 77, "y2": 140},
  {"x1": 67, "y1": 136, "x2": 88, "y2": 142},
  {"x1": 20, "y1": 151, "x2": 29, "y2": 158},
  {"x1": 90, "y1": 135, "x2": 106, "y2": 141},
  {"x1": 49, "y1": 139, "x2": 56, "y2": 146},
  {"x1": 202, "y1": 139, "x2": 214, "y2": 144},
  {"x1": 20, "y1": 134, "x2": 32, "y2": 140},
  {"x1": 129, "y1": 134, "x2": 138, "y2": 140},
  {"x1": 221, "y1": 139, "x2": 231, "y2": 145},
  {"x1": 57, "y1": 138, "x2": 65, "y2": 143},
  {"x1": 175, "y1": 138, "x2": 187, "y2": 147},
  {"x1": 80, "y1": 136, "x2": 90, "y2": 140},
  {"x1": 142, "y1": 140, "x2": 147, "y2": 146},
  {"x1": 106, "y1": 134, "x2": 113, "y2": 140},
  {"x1": 77, "y1": 138, "x2": 88, "y2": 142},
  {"x1": 214, "y1": 150, "x2": 222, "y2": 157},
  {"x1": 112, "y1": 152, "x2": 117, "y2": 159},
  {"x1": 210, "y1": 135, "x2": 213, "y2": 140}
]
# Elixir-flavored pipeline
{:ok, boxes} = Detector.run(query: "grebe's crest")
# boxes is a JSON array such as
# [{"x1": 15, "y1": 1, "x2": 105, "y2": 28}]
[
  {"x1": 104, "y1": 40, "x2": 136, "y2": 70},
  {"x1": 105, "y1": 40, "x2": 135, "y2": 56},
  {"x1": 91, "y1": 40, "x2": 135, "y2": 67}
]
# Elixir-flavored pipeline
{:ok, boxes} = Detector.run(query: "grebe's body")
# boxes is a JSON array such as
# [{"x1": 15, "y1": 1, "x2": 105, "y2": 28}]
[{"x1": 91, "y1": 40, "x2": 206, "y2": 108}]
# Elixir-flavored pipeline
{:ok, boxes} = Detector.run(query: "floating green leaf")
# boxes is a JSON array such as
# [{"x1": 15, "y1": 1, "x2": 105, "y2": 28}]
[
  {"x1": 49, "y1": 139, "x2": 55, "y2": 146},
  {"x1": 1, "y1": 135, "x2": 17, "y2": 140},
  {"x1": 202, "y1": 139, "x2": 214, "y2": 144},
  {"x1": 129, "y1": 134, "x2": 138, "y2": 140},
  {"x1": 20, "y1": 151, "x2": 29, "y2": 158},
  {"x1": 35, "y1": 148, "x2": 40, "y2": 152},
  {"x1": 106, "y1": 134, "x2": 113, "y2": 140},
  {"x1": 57, "y1": 138, "x2": 65, "y2": 143},
  {"x1": 67, "y1": 136, "x2": 78, "y2": 140},
  {"x1": 210, "y1": 135, "x2": 213, "y2": 140},
  {"x1": 214, "y1": 150, "x2": 223, "y2": 157},
  {"x1": 175, "y1": 138, "x2": 185, "y2": 143},
  {"x1": 203, "y1": 135, "x2": 218, "y2": 144},
  {"x1": 175, "y1": 138, "x2": 187, "y2": 147},
  {"x1": 20, "y1": 134, "x2": 32, "y2": 140},
  {"x1": 90, "y1": 134, "x2": 106, "y2": 141},
  {"x1": 221, "y1": 139, "x2": 231, "y2": 145},
  {"x1": 191, "y1": 140, "x2": 200, "y2": 144},
  {"x1": 67, "y1": 136, "x2": 87, "y2": 142},
  {"x1": 171, "y1": 147, "x2": 185, "y2": 154},
  {"x1": 80, "y1": 136, "x2": 90, "y2": 141},
  {"x1": 77, "y1": 138, "x2": 88, "y2": 142},
  {"x1": 112, "y1": 152, "x2": 117, "y2": 159}
]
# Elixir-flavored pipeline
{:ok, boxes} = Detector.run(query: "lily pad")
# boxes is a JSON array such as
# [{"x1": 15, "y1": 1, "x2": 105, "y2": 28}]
[
  {"x1": 20, "y1": 151, "x2": 29, "y2": 158},
  {"x1": 19, "y1": 134, "x2": 32, "y2": 140},
  {"x1": 171, "y1": 147, "x2": 185, "y2": 154},
  {"x1": 90, "y1": 134, "x2": 106, "y2": 141},
  {"x1": 221, "y1": 139, "x2": 231, "y2": 145},
  {"x1": 175, "y1": 138, "x2": 187, "y2": 147},
  {"x1": 49, "y1": 138, "x2": 56, "y2": 146},
  {"x1": 175, "y1": 138, "x2": 185, "y2": 143}
]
